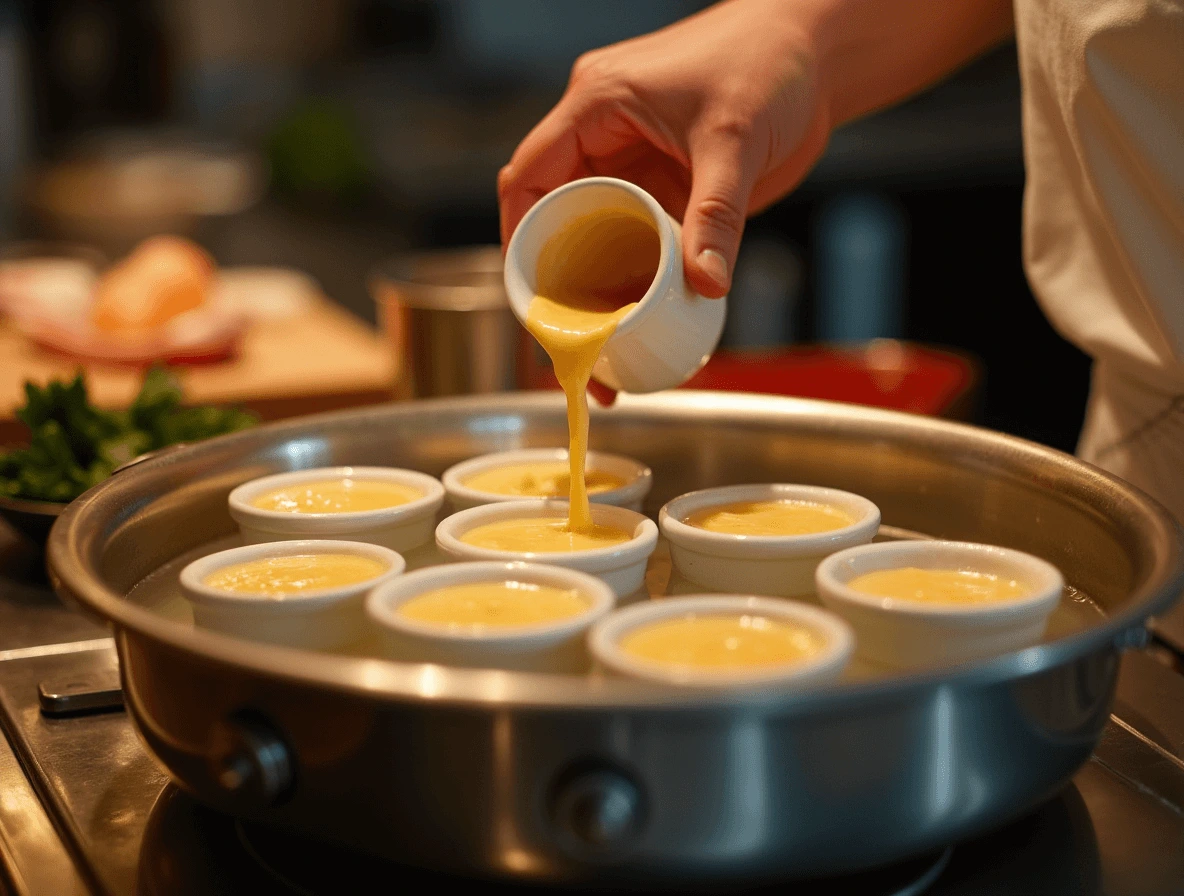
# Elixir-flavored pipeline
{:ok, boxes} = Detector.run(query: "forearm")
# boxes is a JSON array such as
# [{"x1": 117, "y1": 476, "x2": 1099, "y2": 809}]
[{"x1": 793, "y1": 0, "x2": 1015, "y2": 126}]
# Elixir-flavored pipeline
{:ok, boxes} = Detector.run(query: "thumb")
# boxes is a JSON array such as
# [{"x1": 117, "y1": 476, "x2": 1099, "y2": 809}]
[{"x1": 682, "y1": 130, "x2": 756, "y2": 298}]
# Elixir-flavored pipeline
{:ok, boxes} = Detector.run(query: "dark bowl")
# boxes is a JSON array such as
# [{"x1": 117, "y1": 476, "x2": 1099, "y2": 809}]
[{"x1": 0, "y1": 494, "x2": 66, "y2": 545}]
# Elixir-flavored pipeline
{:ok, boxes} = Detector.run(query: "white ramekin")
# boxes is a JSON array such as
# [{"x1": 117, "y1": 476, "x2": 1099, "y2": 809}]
[
  {"x1": 228, "y1": 466, "x2": 445, "y2": 552},
  {"x1": 441, "y1": 448, "x2": 653, "y2": 512},
  {"x1": 179, "y1": 539, "x2": 406, "y2": 650},
  {"x1": 365, "y1": 561, "x2": 615, "y2": 672},
  {"x1": 435, "y1": 499, "x2": 658, "y2": 598},
  {"x1": 588, "y1": 595, "x2": 854, "y2": 689},
  {"x1": 815, "y1": 540, "x2": 1065, "y2": 670},
  {"x1": 503, "y1": 176, "x2": 725, "y2": 394},
  {"x1": 659, "y1": 484, "x2": 881, "y2": 598}
]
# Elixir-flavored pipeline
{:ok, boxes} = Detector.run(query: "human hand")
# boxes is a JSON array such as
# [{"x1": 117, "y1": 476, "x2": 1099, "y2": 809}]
[{"x1": 498, "y1": 0, "x2": 832, "y2": 298}]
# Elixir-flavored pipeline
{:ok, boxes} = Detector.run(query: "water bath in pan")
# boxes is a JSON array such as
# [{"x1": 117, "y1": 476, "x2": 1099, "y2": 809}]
[{"x1": 126, "y1": 527, "x2": 1104, "y2": 677}]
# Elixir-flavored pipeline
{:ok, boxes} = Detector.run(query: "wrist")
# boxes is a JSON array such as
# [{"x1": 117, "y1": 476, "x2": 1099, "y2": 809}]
[
  {"x1": 782, "y1": 0, "x2": 1017, "y2": 126},
  {"x1": 741, "y1": 0, "x2": 842, "y2": 130},
  {"x1": 780, "y1": 0, "x2": 854, "y2": 128}
]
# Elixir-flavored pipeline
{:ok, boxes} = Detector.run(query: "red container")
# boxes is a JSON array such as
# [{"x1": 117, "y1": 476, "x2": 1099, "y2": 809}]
[
  {"x1": 681, "y1": 342, "x2": 979, "y2": 418},
  {"x1": 526, "y1": 340, "x2": 980, "y2": 419}
]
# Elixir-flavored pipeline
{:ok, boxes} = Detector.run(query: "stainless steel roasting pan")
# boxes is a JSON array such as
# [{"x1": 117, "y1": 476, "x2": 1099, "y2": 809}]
[{"x1": 46, "y1": 391, "x2": 1184, "y2": 888}]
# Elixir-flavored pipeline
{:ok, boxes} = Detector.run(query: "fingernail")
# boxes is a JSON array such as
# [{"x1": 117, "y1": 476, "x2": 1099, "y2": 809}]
[{"x1": 697, "y1": 249, "x2": 728, "y2": 289}]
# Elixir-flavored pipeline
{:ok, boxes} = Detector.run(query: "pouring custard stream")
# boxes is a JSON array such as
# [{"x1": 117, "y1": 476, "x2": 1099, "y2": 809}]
[{"x1": 524, "y1": 208, "x2": 660, "y2": 533}]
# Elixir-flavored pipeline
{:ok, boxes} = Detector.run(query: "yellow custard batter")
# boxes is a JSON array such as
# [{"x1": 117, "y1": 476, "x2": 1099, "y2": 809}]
[
  {"x1": 203, "y1": 553, "x2": 389, "y2": 597},
  {"x1": 848, "y1": 567, "x2": 1028, "y2": 605},
  {"x1": 524, "y1": 208, "x2": 659, "y2": 530},
  {"x1": 620, "y1": 614, "x2": 827, "y2": 670},
  {"x1": 686, "y1": 499, "x2": 854, "y2": 536},
  {"x1": 251, "y1": 478, "x2": 422, "y2": 513},
  {"x1": 463, "y1": 461, "x2": 627, "y2": 498},
  {"x1": 460, "y1": 517, "x2": 632, "y2": 553},
  {"x1": 397, "y1": 581, "x2": 589, "y2": 631}
]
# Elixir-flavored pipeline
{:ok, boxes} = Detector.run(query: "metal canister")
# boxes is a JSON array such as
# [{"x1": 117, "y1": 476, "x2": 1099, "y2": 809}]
[{"x1": 370, "y1": 247, "x2": 527, "y2": 399}]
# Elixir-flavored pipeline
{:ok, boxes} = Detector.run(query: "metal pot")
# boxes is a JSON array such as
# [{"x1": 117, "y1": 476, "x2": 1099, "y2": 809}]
[
  {"x1": 46, "y1": 392, "x2": 1184, "y2": 887},
  {"x1": 370, "y1": 247, "x2": 529, "y2": 399}
]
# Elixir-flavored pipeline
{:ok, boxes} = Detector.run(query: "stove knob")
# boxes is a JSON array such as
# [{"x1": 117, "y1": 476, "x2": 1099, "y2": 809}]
[
  {"x1": 550, "y1": 766, "x2": 644, "y2": 858},
  {"x1": 209, "y1": 713, "x2": 294, "y2": 808}
]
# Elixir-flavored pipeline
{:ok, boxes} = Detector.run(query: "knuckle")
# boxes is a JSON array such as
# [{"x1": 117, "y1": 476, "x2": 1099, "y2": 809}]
[
  {"x1": 695, "y1": 195, "x2": 746, "y2": 235},
  {"x1": 708, "y1": 113, "x2": 755, "y2": 146},
  {"x1": 497, "y1": 164, "x2": 515, "y2": 194},
  {"x1": 569, "y1": 50, "x2": 630, "y2": 106},
  {"x1": 570, "y1": 50, "x2": 607, "y2": 85}
]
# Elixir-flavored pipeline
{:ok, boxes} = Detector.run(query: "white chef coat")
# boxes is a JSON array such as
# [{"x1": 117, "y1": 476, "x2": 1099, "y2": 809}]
[{"x1": 1015, "y1": 0, "x2": 1184, "y2": 521}]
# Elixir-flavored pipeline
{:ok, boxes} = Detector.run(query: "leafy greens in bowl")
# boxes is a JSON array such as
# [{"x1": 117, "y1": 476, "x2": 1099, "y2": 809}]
[{"x1": 1, "y1": 367, "x2": 256, "y2": 506}]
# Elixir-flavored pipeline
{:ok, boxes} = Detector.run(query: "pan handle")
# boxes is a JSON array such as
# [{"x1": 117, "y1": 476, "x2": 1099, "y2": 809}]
[
  {"x1": 1114, "y1": 625, "x2": 1151, "y2": 652},
  {"x1": 549, "y1": 763, "x2": 644, "y2": 859},
  {"x1": 209, "y1": 711, "x2": 295, "y2": 808}
]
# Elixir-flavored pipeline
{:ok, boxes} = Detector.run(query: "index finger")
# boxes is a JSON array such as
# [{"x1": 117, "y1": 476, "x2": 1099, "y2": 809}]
[{"x1": 498, "y1": 102, "x2": 586, "y2": 248}]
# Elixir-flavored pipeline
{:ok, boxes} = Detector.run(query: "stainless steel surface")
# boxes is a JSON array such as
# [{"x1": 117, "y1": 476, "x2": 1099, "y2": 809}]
[
  {"x1": 370, "y1": 247, "x2": 526, "y2": 398},
  {"x1": 1101, "y1": 650, "x2": 1184, "y2": 815},
  {"x1": 0, "y1": 713, "x2": 91, "y2": 895},
  {"x1": 0, "y1": 643, "x2": 166, "y2": 896},
  {"x1": 46, "y1": 392, "x2": 1184, "y2": 885}
]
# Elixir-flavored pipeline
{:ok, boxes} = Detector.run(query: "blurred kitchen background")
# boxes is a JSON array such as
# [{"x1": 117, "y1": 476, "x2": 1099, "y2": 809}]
[{"x1": 0, "y1": 0, "x2": 1091, "y2": 450}]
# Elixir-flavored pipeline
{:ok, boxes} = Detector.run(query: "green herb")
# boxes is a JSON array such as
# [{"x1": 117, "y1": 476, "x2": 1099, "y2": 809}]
[{"x1": 0, "y1": 368, "x2": 257, "y2": 503}]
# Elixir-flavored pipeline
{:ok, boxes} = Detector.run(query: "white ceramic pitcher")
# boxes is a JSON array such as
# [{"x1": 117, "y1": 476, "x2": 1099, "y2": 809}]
[{"x1": 503, "y1": 176, "x2": 726, "y2": 394}]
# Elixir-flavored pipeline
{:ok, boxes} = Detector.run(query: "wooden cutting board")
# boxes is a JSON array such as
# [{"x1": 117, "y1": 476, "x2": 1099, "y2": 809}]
[{"x1": 0, "y1": 297, "x2": 395, "y2": 441}]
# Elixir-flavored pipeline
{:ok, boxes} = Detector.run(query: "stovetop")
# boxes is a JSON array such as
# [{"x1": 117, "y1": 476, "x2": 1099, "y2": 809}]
[{"x1": 1, "y1": 532, "x2": 1183, "y2": 895}]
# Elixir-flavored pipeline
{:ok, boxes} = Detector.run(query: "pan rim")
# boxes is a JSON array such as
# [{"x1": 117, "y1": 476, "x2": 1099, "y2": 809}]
[{"x1": 47, "y1": 390, "x2": 1184, "y2": 712}]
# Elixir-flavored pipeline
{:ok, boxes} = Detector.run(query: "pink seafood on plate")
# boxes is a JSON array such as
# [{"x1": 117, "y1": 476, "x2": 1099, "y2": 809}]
[{"x1": 0, "y1": 236, "x2": 247, "y2": 365}]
